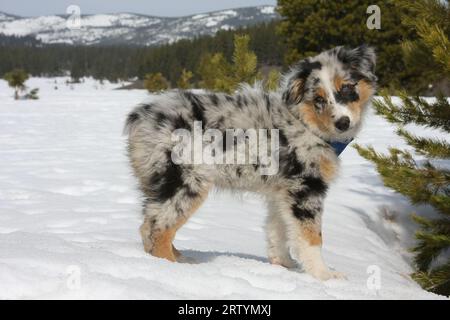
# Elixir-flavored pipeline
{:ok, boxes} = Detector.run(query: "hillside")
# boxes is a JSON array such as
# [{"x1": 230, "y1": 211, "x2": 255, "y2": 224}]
[{"x1": 0, "y1": 6, "x2": 278, "y2": 46}]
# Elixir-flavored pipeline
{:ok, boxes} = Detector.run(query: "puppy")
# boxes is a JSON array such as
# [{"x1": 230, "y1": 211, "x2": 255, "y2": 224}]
[{"x1": 125, "y1": 45, "x2": 376, "y2": 280}]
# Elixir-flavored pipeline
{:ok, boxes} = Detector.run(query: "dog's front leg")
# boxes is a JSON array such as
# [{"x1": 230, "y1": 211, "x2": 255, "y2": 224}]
[
  {"x1": 266, "y1": 199, "x2": 297, "y2": 268},
  {"x1": 281, "y1": 190, "x2": 346, "y2": 280}
]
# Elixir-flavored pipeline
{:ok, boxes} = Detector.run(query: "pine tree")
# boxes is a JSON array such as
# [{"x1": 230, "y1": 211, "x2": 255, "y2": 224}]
[
  {"x1": 265, "y1": 68, "x2": 281, "y2": 91},
  {"x1": 197, "y1": 52, "x2": 233, "y2": 92},
  {"x1": 197, "y1": 34, "x2": 260, "y2": 93},
  {"x1": 143, "y1": 72, "x2": 170, "y2": 92},
  {"x1": 4, "y1": 68, "x2": 29, "y2": 100},
  {"x1": 354, "y1": 0, "x2": 450, "y2": 296},
  {"x1": 232, "y1": 34, "x2": 260, "y2": 86},
  {"x1": 70, "y1": 58, "x2": 84, "y2": 83},
  {"x1": 277, "y1": 0, "x2": 417, "y2": 91},
  {"x1": 397, "y1": 0, "x2": 450, "y2": 94},
  {"x1": 177, "y1": 69, "x2": 194, "y2": 89}
]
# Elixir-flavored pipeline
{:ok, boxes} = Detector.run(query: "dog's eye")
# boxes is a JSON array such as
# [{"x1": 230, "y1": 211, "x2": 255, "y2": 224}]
[
  {"x1": 341, "y1": 83, "x2": 356, "y2": 96},
  {"x1": 314, "y1": 96, "x2": 326, "y2": 108}
]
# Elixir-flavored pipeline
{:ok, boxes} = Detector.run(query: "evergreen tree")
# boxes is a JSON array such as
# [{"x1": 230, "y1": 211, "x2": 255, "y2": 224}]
[
  {"x1": 354, "y1": 0, "x2": 450, "y2": 296},
  {"x1": 177, "y1": 69, "x2": 194, "y2": 89},
  {"x1": 4, "y1": 68, "x2": 29, "y2": 99},
  {"x1": 265, "y1": 68, "x2": 281, "y2": 91},
  {"x1": 197, "y1": 35, "x2": 260, "y2": 93},
  {"x1": 197, "y1": 52, "x2": 232, "y2": 92},
  {"x1": 277, "y1": 0, "x2": 417, "y2": 91},
  {"x1": 232, "y1": 34, "x2": 260, "y2": 86},
  {"x1": 70, "y1": 56, "x2": 84, "y2": 83},
  {"x1": 143, "y1": 72, "x2": 170, "y2": 92},
  {"x1": 397, "y1": 0, "x2": 450, "y2": 94},
  {"x1": 0, "y1": 22, "x2": 284, "y2": 84}
]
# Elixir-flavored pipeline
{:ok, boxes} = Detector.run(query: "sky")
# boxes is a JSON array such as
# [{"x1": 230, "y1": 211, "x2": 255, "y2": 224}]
[{"x1": 0, "y1": 0, "x2": 277, "y2": 17}]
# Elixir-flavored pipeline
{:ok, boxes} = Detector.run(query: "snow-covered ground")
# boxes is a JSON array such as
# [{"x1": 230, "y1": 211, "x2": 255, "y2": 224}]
[{"x1": 0, "y1": 78, "x2": 446, "y2": 299}]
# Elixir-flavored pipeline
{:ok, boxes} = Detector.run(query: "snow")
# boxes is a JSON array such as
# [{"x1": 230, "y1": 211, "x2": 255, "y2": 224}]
[
  {"x1": 0, "y1": 13, "x2": 156, "y2": 36},
  {"x1": 260, "y1": 6, "x2": 276, "y2": 15},
  {"x1": 220, "y1": 10, "x2": 238, "y2": 17},
  {"x1": 220, "y1": 25, "x2": 234, "y2": 31},
  {"x1": 0, "y1": 16, "x2": 67, "y2": 36},
  {"x1": 0, "y1": 7, "x2": 278, "y2": 46},
  {"x1": 192, "y1": 14, "x2": 208, "y2": 20},
  {"x1": 0, "y1": 78, "x2": 446, "y2": 299},
  {"x1": 80, "y1": 14, "x2": 157, "y2": 28}
]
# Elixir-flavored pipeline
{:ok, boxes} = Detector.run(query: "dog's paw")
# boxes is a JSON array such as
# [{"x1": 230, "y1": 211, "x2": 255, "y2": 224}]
[
  {"x1": 176, "y1": 255, "x2": 197, "y2": 264},
  {"x1": 269, "y1": 256, "x2": 297, "y2": 269},
  {"x1": 309, "y1": 268, "x2": 347, "y2": 281}
]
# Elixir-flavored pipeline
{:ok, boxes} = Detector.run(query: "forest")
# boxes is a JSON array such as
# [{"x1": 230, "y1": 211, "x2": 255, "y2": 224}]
[
  {"x1": 0, "y1": 0, "x2": 444, "y2": 94},
  {"x1": 0, "y1": 21, "x2": 283, "y2": 85}
]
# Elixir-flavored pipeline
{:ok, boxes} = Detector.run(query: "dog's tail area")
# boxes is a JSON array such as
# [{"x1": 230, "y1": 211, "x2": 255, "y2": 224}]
[{"x1": 123, "y1": 106, "x2": 143, "y2": 137}]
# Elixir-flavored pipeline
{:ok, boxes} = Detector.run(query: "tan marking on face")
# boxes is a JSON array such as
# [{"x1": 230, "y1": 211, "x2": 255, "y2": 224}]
[
  {"x1": 301, "y1": 224, "x2": 322, "y2": 246},
  {"x1": 300, "y1": 103, "x2": 333, "y2": 133},
  {"x1": 347, "y1": 80, "x2": 375, "y2": 120},
  {"x1": 334, "y1": 75, "x2": 344, "y2": 91},
  {"x1": 357, "y1": 80, "x2": 375, "y2": 104},
  {"x1": 316, "y1": 86, "x2": 327, "y2": 99},
  {"x1": 319, "y1": 155, "x2": 338, "y2": 183}
]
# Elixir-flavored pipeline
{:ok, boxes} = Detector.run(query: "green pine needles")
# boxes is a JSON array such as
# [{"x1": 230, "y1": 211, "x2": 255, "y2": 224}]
[{"x1": 355, "y1": 0, "x2": 450, "y2": 296}]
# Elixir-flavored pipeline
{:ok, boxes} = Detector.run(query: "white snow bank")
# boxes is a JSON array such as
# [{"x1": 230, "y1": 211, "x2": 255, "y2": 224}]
[{"x1": 0, "y1": 78, "x2": 446, "y2": 299}]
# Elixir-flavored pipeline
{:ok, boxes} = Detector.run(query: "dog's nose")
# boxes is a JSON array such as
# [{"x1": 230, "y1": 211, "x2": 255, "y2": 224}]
[{"x1": 335, "y1": 116, "x2": 350, "y2": 132}]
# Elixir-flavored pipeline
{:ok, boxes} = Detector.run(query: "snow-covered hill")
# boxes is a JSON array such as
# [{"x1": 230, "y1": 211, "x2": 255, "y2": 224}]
[
  {"x1": 0, "y1": 77, "x2": 447, "y2": 299},
  {"x1": 0, "y1": 6, "x2": 278, "y2": 46},
  {"x1": 0, "y1": 12, "x2": 18, "y2": 22}
]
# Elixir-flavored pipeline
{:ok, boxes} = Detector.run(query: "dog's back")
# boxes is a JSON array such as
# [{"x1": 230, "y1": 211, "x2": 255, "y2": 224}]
[{"x1": 125, "y1": 87, "x2": 279, "y2": 191}]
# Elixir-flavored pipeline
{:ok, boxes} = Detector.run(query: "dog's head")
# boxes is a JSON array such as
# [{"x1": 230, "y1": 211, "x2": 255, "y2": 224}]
[{"x1": 281, "y1": 45, "x2": 377, "y2": 142}]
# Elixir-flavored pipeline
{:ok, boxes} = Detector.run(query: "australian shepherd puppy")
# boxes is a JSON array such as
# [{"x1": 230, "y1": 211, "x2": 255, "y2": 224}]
[{"x1": 125, "y1": 45, "x2": 377, "y2": 280}]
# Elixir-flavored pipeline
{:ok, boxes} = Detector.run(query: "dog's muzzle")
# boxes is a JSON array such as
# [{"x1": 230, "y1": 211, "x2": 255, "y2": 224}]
[{"x1": 334, "y1": 116, "x2": 350, "y2": 132}]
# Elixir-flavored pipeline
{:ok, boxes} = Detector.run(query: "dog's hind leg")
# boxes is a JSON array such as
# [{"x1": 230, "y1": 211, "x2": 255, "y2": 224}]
[
  {"x1": 140, "y1": 184, "x2": 211, "y2": 262},
  {"x1": 140, "y1": 209, "x2": 179, "y2": 262}
]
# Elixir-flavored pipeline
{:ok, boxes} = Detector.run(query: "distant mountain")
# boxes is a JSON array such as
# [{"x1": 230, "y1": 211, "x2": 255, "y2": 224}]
[
  {"x1": 0, "y1": 6, "x2": 278, "y2": 46},
  {"x1": 0, "y1": 12, "x2": 19, "y2": 22}
]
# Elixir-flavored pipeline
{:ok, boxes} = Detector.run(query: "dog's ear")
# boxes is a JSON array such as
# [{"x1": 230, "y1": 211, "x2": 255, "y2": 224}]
[
  {"x1": 336, "y1": 45, "x2": 377, "y2": 83},
  {"x1": 282, "y1": 59, "x2": 322, "y2": 105},
  {"x1": 282, "y1": 76, "x2": 305, "y2": 106}
]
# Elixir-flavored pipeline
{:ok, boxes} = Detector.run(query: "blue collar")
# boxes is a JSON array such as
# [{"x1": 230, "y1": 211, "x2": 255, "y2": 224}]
[
  {"x1": 328, "y1": 139, "x2": 353, "y2": 156},
  {"x1": 297, "y1": 118, "x2": 353, "y2": 156}
]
